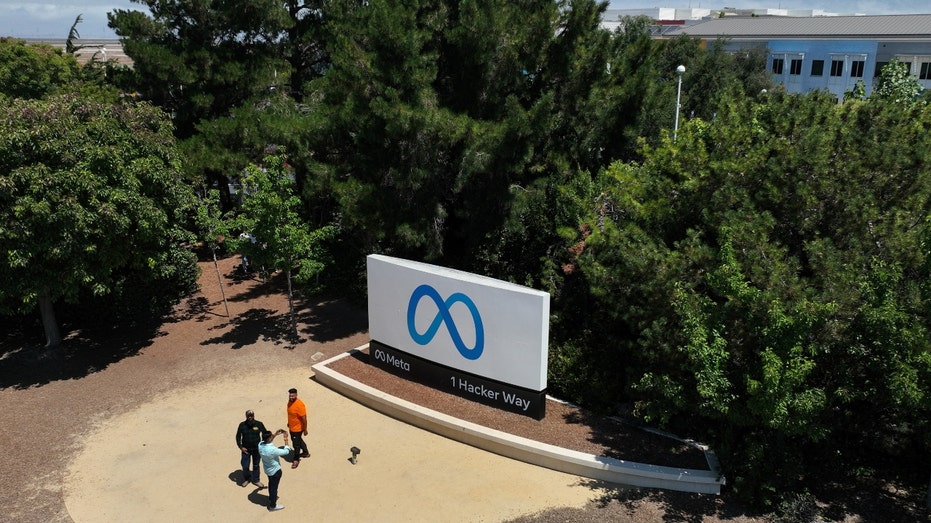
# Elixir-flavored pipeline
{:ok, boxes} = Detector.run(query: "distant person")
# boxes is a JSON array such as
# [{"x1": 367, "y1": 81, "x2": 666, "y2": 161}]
[
  {"x1": 239, "y1": 232, "x2": 257, "y2": 272},
  {"x1": 287, "y1": 388, "x2": 309, "y2": 468},
  {"x1": 258, "y1": 429, "x2": 291, "y2": 512},
  {"x1": 235, "y1": 410, "x2": 267, "y2": 487}
]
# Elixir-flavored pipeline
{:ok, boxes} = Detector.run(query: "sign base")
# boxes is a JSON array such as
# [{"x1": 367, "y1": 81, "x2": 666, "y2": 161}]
[{"x1": 368, "y1": 340, "x2": 546, "y2": 420}]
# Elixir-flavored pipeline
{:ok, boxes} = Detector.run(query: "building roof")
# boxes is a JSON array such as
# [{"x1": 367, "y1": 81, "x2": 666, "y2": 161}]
[
  {"x1": 665, "y1": 14, "x2": 931, "y2": 41},
  {"x1": 22, "y1": 38, "x2": 132, "y2": 66}
]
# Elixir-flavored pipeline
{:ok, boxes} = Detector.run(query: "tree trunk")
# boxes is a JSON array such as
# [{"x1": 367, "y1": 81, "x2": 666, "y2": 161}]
[
  {"x1": 38, "y1": 294, "x2": 61, "y2": 348},
  {"x1": 212, "y1": 248, "x2": 230, "y2": 317},
  {"x1": 926, "y1": 471, "x2": 931, "y2": 509},
  {"x1": 286, "y1": 268, "x2": 297, "y2": 337}
]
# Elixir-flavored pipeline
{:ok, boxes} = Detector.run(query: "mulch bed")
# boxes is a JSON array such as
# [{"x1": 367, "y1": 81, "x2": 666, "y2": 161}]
[{"x1": 326, "y1": 347, "x2": 711, "y2": 471}]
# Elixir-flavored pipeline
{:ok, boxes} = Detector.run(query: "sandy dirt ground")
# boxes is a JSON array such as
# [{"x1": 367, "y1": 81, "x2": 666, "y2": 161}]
[{"x1": 63, "y1": 367, "x2": 604, "y2": 522}]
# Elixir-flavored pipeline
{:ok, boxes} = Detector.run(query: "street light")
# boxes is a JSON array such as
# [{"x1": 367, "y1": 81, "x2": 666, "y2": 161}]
[{"x1": 674, "y1": 64, "x2": 685, "y2": 142}]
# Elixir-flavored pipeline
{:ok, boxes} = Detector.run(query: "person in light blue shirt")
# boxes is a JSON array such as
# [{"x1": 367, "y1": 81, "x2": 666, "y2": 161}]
[{"x1": 258, "y1": 429, "x2": 291, "y2": 512}]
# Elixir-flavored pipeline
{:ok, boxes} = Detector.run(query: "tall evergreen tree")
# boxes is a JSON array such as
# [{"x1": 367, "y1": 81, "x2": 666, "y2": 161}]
[{"x1": 108, "y1": 0, "x2": 294, "y2": 138}]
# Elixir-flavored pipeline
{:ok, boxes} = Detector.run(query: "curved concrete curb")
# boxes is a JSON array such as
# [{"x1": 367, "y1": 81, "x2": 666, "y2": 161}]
[{"x1": 312, "y1": 347, "x2": 724, "y2": 495}]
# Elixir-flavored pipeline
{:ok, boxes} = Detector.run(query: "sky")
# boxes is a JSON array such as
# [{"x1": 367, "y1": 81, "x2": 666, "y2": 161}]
[{"x1": 0, "y1": 1, "x2": 929, "y2": 40}]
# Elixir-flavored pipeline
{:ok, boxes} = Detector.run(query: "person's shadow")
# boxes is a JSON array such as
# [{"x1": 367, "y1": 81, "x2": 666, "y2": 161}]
[
  {"x1": 247, "y1": 490, "x2": 271, "y2": 508},
  {"x1": 230, "y1": 462, "x2": 296, "y2": 509},
  {"x1": 229, "y1": 470, "x2": 271, "y2": 507}
]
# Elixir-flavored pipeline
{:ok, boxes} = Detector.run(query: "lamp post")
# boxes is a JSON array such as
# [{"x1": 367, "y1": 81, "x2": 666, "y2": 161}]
[{"x1": 674, "y1": 64, "x2": 685, "y2": 142}]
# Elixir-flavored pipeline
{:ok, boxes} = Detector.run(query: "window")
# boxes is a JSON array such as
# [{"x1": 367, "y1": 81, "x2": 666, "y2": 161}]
[
  {"x1": 921, "y1": 62, "x2": 931, "y2": 80},
  {"x1": 850, "y1": 61, "x2": 865, "y2": 78},
  {"x1": 874, "y1": 62, "x2": 887, "y2": 77},
  {"x1": 830, "y1": 60, "x2": 844, "y2": 77},
  {"x1": 811, "y1": 60, "x2": 824, "y2": 76},
  {"x1": 772, "y1": 58, "x2": 784, "y2": 74},
  {"x1": 790, "y1": 59, "x2": 803, "y2": 75}
]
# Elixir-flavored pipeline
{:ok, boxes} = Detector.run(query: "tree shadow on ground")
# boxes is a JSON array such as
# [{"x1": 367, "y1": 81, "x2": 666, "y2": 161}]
[
  {"x1": 593, "y1": 486, "x2": 762, "y2": 523},
  {"x1": 0, "y1": 311, "x2": 163, "y2": 390},
  {"x1": 807, "y1": 450, "x2": 931, "y2": 523},
  {"x1": 515, "y1": 456, "x2": 931, "y2": 523},
  {"x1": 507, "y1": 482, "x2": 767, "y2": 523},
  {"x1": 561, "y1": 409, "x2": 710, "y2": 470},
  {"x1": 197, "y1": 291, "x2": 366, "y2": 350},
  {"x1": 224, "y1": 269, "x2": 289, "y2": 302},
  {"x1": 295, "y1": 295, "x2": 367, "y2": 344},
  {"x1": 200, "y1": 308, "x2": 298, "y2": 349},
  {"x1": 162, "y1": 294, "x2": 227, "y2": 324}
]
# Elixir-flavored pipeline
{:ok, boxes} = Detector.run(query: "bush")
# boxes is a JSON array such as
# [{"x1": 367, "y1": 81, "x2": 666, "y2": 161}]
[{"x1": 773, "y1": 492, "x2": 820, "y2": 523}]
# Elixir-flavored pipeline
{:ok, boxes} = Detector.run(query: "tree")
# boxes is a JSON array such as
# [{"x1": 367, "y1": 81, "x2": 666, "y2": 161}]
[
  {"x1": 109, "y1": 0, "x2": 337, "y2": 216},
  {"x1": 181, "y1": 90, "x2": 324, "y2": 210},
  {"x1": 0, "y1": 95, "x2": 199, "y2": 347},
  {"x1": 553, "y1": 88, "x2": 931, "y2": 506},
  {"x1": 108, "y1": 0, "x2": 294, "y2": 139},
  {"x1": 0, "y1": 38, "x2": 82, "y2": 100},
  {"x1": 65, "y1": 15, "x2": 87, "y2": 56},
  {"x1": 108, "y1": 0, "x2": 334, "y2": 134},
  {"x1": 871, "y1": 58, "x2": 924, "y2": 104},
  {"x1": 228, "y1": 153, "x2": 336, "y2": 337},
  {"x1": 304, "y1": 0, "x2": 621, "y2": 274},
  {"x1": 193, "y1": 188, "x2": 232, "y2": 317}
]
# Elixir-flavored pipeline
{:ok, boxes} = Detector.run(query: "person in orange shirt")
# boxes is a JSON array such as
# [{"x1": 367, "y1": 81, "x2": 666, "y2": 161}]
[{"x1": 286, "y1": 388, "x2": 309, "y2": 468}]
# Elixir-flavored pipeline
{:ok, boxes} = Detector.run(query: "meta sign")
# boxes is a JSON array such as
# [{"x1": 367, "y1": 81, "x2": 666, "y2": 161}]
[{"x1": 367, "y1": 255, "x2": 549, "y2": 419}]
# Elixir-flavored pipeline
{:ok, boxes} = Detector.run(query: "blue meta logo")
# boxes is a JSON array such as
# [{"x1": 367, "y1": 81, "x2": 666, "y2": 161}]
[{"x1": 406, "y1": 284, "x2": 484, "y2": 360}]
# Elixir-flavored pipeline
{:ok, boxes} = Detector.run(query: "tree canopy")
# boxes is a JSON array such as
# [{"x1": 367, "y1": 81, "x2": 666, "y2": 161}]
[
  {"x1": 108, "y1": 0, "x2": 313, "y2": 139},
  {"x1": 227, "y1": 152, "x2": 337, "y2": 335},
  {"x1": 0, "y1": 38, "x2": 82, "y2": 100},
  {"x1": 0, "y1": 95, "x2": 198, "y2": 346},
  {"x1": 552, "y1": 89, "x2": 931, "y2": 504}
]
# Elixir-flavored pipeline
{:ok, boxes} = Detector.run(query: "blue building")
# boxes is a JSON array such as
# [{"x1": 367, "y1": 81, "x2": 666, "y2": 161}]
[{"x1": 663, "y1": 15, "x2": 931, "y2": 98}]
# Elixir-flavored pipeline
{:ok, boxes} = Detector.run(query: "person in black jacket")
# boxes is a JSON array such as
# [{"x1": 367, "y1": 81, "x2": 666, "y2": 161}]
[{"x1": 235, "y1": 410, "x2": 267, "y2": 487}]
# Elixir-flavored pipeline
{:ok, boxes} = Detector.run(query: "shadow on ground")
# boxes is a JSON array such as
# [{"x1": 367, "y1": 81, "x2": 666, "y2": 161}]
[
  {"x1": 297, "y1": 296, "x2": 367, "y2": 344},
  {"x1": 224, "y1": 269, "x2": 289, "y2": 303},
  {"x1": 200, "y1": 307, "x2": 297, "y2": 349},
  {"x1": 809, "y1": 451, "x2": 931, "y2": 523},
  {"x1": 505, "y1": 482, "x2": 766, "y2": 523},
  {"x1": 194, "y1": 264, "x2": 368, "y2": 349},
  {"x1": 196, "y1": 294, "x2": 366, "y2": 350},
  {"x1": 0, "y1": 272, "x2": 366, "y2": 388},
  {"x1": 560, "y1": 409, "x2": 710, "y2": 470},
  {"x1": 0, "y1": 312, "x2": 162, "y2": 389},
  {"x1": 504, "y1": 454, "x2": 931, "y2": 523}
]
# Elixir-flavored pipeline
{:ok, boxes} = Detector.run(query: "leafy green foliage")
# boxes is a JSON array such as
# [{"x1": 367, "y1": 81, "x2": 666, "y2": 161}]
[
  {"x1": 553, "y1": 87, "x2": 931, "y2": 505},
  {"x1": 0, "y1": 95, "x2": 198, "y2": 344},
  {"x1": 193, "y1": 187, "x2": 235, "y2": 316},
  {"x1": 227, "y1": 153, "x2": 337, "y2": 334},
  {"x1": 109, "y1": 0, "x2": 336, "y2": 211},
  {"x1": 0, "y1": 38, "x2": 82, "y2": 100},
  {"x1": 871, "y1": 58, "x2": 924, "y2": 104},
  {"x1": 193, "y1": 188, "x2": 232, "y2": 254},
  {"x1": 773, "y1": 492, "x2": 820, "y2": 523}
]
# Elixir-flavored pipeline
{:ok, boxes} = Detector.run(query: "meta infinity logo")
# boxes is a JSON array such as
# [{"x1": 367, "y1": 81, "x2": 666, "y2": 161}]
[{"x1": 407, "y1": 284, "x2": 485, "y2": 360}]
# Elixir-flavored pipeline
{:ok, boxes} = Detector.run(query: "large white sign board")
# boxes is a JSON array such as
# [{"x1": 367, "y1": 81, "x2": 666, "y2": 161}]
[{"x1": 367, "y1": 255, "x2": 549, "y2": 392}]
